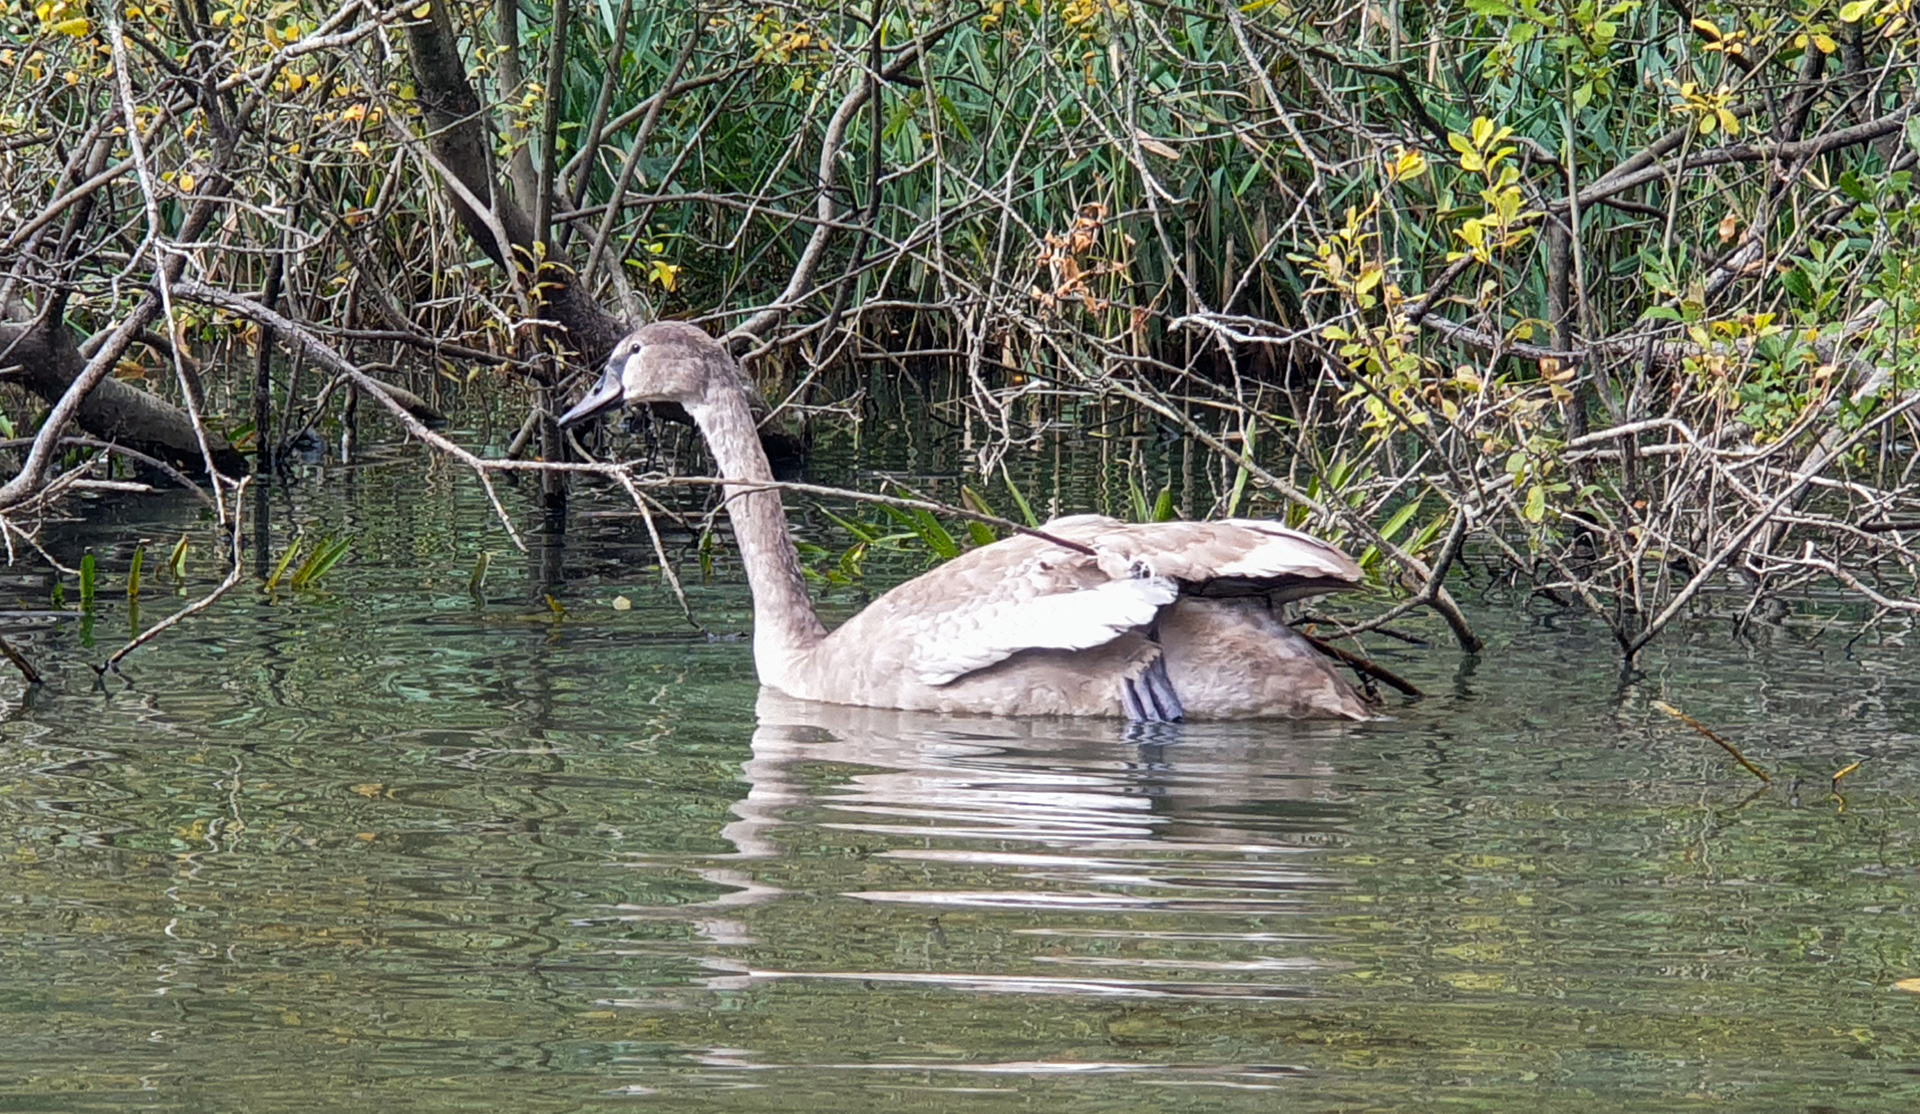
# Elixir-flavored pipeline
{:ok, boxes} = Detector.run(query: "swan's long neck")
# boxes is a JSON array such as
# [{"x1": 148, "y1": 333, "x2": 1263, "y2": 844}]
[{"x1": 686, "y1": 377, "x2": 827, "y2": 688}]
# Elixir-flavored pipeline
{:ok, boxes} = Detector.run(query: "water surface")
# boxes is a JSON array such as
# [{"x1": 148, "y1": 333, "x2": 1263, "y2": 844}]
[{"x1": 1, "y1": 430, "x2": 1917, "y2": 1112}]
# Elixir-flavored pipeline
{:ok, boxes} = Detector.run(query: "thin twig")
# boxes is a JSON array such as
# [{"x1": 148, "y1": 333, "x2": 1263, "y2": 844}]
[
  {"x1": 1297, "y1": 631, "x2": 1422, "y2": 697},
  {"x1": 1653, "y1": 700, "x2": 1771, "y2": 784},
  {"x1": 96, "y1": 477, "x2": 254, "y2": 675}
]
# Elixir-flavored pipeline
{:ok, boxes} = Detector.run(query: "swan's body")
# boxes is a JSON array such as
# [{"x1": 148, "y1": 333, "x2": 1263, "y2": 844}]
[{"x1": 560, "y1": 322, "x2": 1371, "y2": 721}]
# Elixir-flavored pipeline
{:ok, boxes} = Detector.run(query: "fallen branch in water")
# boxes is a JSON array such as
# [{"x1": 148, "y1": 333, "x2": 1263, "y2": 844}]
[
  {"x1": 1653, "y1": 700, "x2": 1771, "y2": 784},
  {"x1": 0, "y1": 634, "x2": 42, "y2": 685},
  {"x1": 1297, "y1": 631, "x2": 1422, "y2": 698}
]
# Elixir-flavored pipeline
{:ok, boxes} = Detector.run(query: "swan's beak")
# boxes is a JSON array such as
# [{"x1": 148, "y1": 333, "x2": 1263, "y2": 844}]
[{"x1": 557, "y1": 362, "x2": 626, "y2": 428}]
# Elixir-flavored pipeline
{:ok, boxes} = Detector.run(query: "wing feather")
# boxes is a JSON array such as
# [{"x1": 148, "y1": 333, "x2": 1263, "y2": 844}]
[
  {"x1": 914, "y1": 575, "x2": 1177, "y2": 685},
  {"x1": 835, "y1": 514, "x2": 1360, "y2": 691}
]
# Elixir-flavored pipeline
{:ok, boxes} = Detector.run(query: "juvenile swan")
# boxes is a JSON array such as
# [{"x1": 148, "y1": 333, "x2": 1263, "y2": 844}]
[{"x1": 559, "y1": 323, "x2": 1370, "y2": 720}]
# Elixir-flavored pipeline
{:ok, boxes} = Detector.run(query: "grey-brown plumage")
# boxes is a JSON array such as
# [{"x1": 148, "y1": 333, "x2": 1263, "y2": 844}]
[{"x1": 560, "y1": 322, "x2": 1372, "y2": 721}]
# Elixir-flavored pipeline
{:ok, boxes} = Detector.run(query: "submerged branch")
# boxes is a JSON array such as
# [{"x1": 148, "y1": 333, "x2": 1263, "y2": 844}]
[
  {"x1": 96, "y1": 476, "x2": 254, "y2": 676},
  {"x1": 1653, "y1": 700, "x2": 1772, "y2": 784}
]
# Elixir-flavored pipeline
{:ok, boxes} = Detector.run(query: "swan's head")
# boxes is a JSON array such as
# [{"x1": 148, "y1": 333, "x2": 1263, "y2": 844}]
[{"x1": 557, "y1": 322, "x2": 731, "y2": 428}]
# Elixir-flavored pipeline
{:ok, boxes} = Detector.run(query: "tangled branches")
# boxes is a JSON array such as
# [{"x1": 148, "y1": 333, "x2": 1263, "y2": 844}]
[{"x1": 1, "y1": 0, "x2": 1917, "y2": 663}]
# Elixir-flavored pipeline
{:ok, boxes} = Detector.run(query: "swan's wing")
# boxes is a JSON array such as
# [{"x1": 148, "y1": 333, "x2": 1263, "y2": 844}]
[
  {"x1": 837, "y1": 526, "x2": 1172, "y2": 687},
  {"x1": 1059, "y1": 517, "x2": 1362, "y2": 601},
  {"x1": 912, "y1": 573, "x2": 1177, "y2": 686},
  {"x1": 849, "y1": 515, "x2": 1361, "y2": 689}
]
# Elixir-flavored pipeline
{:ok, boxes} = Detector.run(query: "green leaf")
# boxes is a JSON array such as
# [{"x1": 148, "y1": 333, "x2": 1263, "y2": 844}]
[
  {"x1": 1406, "y1": 511, "x2": 1450, "y2": 554},
  {"x1": 167, "y1": 534, "x2": 189, "y2": 581},
  {"x1": 1838, "y1": 0, "x2": 1874, "y2": 22},
  {"x1": 1780, "y1": 268, "x2": 1814, "y2": 304},
  {"x1": 291, "y1": 536, "x2": 352, "y2": 588},
  {"x1": 127, "y1": 545, "x2": 145, "y2": 599},
  {"x1": 1001, "y1": 470, "x2": 1039, "y2": 528},
  {"x1": 905, "y1": 508, "x2": 960, "y2": 560},
  {"x1": 80, "y1": 552, "x2": 97, "y2": 607},
  {"x1": 934, "y1": 93, "x2": 973, "y2": 143},
  {"x1": 819, "y1": 506, "x2": 880, "y2": 545},
  {"x1": 1150, "y1": 486, "x2": 1176, "y2": 523},
  {"x1": 836, "y1": 541, "x2": 869, "y2": 582},
  {"x1": 959, "y1": 486, "x2": 1002, "y2": 546},
  {"x1": 1378, "y1": 500, "x2": 1422, "y2": 542},
  {"x1": 265, "y1": 534, "x2": 303, "y2": 591}
]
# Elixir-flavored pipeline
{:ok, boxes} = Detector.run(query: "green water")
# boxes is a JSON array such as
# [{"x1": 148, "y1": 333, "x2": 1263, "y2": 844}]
[{"x1": 2, "y1": 431, "x2": 1918, "y2": 1112}]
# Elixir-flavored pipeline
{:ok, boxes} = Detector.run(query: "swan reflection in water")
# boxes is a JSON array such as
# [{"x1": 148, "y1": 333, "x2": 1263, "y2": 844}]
[
  {"x1": 728, "y1": 691, "x2": 1356, "y2": 859},
  {"x1": 602, "y1": 691, "x2": 1363, "y2": 1003}
]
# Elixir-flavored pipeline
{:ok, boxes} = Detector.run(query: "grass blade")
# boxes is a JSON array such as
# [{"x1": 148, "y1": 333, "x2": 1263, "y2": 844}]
[
  {"x1": 265, "y1": 533, "x2": 303, "y2": 591},
  {"x1": 291, "y1": 536, "x2": 352, "y2": 588},
  {"x1": 1000, "y1": 468, "x2": 1039, "y2": 528}
]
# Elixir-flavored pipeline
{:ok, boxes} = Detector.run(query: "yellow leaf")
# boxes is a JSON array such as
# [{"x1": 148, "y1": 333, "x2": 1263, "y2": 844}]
[
  {"x1": 1690, "y1": 18, "x2": 1722, "y2": 39},
  {"x1": 350, "y1": 140, "x2": 371, "y2": 157},
  {"x1": 1523, "y1": 483, "x2": 1546, "y2": 523},
  {"x1": 52, "y1": 15, "x2": 90, "y2": 35},
  {"x1": 1839, "y1": 0, "x2": 1873, "y2": 21},
  {"x1": 1717, "y1": 109, "x2": 1741, "y2": 135},
  {"x1": 178, "y1": 172, "x2": 196, "y2": 192},
  {"x1": 1894, "y1": 977, "x2": 1920, "y2": 993}
]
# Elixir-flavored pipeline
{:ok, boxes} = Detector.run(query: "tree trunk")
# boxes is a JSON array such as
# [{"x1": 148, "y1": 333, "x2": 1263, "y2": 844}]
[{"x1": 2, "y1": 310, "x2": 247, "y2": 478}]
